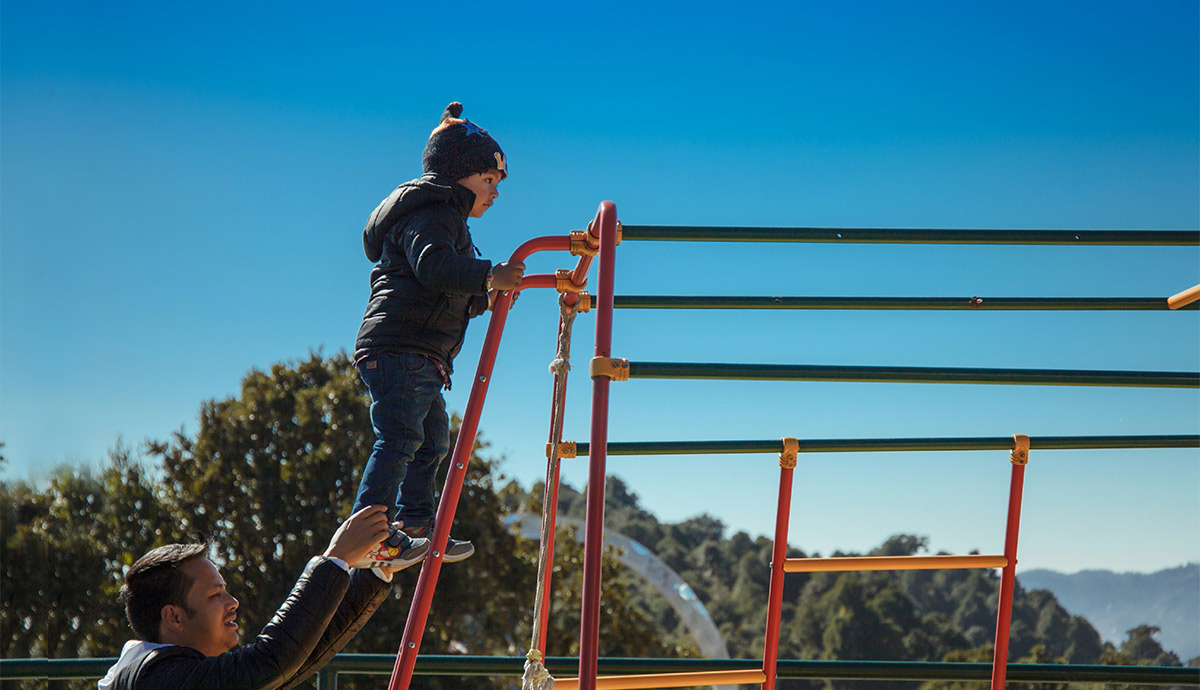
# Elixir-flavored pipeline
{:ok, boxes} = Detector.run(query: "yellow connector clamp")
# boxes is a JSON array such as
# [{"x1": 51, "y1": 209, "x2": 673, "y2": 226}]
[
  {"x1": 1011, "y1": 434, "x2": 1030, "y2": 465},
  {"x1": 780, "y1": 437, "x2": 799, "y2": 469},
  {"x1": 570, "y1": 229, "x2": 599, "y2": 257},
  {"x1": 576, "y1": 220, "x2": 623, "y2": 253},
  {"x1": 546, "y1": 441, "x2": 577, "y2": 459},
  {"x1": 590, "y1": 357, "x2": 630, "y2": 381},
  {"x1": 569, "y1": 291, "x2": 592, "y2": 313},
  {"x1": 556, "y1": 269, "x2": 586, "y2": 293}
]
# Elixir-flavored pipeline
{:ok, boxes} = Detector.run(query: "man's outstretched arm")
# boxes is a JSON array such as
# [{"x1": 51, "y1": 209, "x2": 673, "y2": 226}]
[{"x1": 136, "y1": 506, "x2": 390, "y2": 690}]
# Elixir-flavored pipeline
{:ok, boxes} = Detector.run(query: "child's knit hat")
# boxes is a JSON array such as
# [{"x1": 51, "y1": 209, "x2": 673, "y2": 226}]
[{"x1": 421, "y1": 102, "x2": 507, "y2": 181}]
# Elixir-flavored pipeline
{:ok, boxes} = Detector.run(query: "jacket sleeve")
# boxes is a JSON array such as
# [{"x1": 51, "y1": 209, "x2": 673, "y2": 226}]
[
  {"x1": 401, "y1": 209, "x2": 492, "y2": 295},
  {"x1": 276, "y1": 569, "x2": 392, "y2": 690},
  {"x1": 467, "y1": 294, "x2": 490, "y2": 318},
  {"x1": 134, "y1": 557, "x2": 350, "y2": 690}
]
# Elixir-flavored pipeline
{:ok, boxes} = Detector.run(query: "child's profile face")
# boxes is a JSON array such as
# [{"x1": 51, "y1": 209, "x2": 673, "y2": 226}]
[{"x1": 456, "y1": 169, "x2": 504, "y2": 218}]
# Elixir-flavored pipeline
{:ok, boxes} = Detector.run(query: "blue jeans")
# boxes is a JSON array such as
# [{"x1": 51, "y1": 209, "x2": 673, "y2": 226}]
[{"x1": 352, "y1": 352, "x2": 449, "y2": 530}]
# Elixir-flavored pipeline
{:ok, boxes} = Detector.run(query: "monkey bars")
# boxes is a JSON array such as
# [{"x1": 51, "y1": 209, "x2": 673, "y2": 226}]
[
  {"x1": 575, "y1": 209, "x2": 1197, "y2": 690},
  {"x1": 385, "y1": 203, "x2": 1198, "y2": 690}
]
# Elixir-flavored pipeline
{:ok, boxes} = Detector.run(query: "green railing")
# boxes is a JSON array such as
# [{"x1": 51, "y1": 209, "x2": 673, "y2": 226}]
[
  {"x1": 622, "y1": 362, "x2": 1200, "y2": 388},
  {"x1": 619, "y1": 225, "x2": 1200, "y2": 245},
  {"x1": 4, "y1": 655, "x2": 1198, "y2": 687},
  {"x1": 614, "y1": 295, "x2": 1200, "y2": 310},
  {"x1": 572, "y1": 434, "x2": 1200, "y2": 457}
]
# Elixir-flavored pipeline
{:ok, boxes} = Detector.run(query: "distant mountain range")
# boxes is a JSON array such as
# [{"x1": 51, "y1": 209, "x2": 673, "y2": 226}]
[{"x1": 1018, "y1": 564, "x2": 1199, "y2": 661}]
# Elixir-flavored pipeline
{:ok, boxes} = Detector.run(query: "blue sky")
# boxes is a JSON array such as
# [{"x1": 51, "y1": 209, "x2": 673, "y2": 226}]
[{"x1": 2, "y1": 1, "x2": 1197, "y2": 575}]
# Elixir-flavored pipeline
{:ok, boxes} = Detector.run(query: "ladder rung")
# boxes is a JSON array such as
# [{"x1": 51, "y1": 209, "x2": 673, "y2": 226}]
[
  {"x1": 553, "y1": 669, "x2": 767, "y2": 690},
  {"x1": 783, "y1": 554, "x2": 1008, "y2": 573}
]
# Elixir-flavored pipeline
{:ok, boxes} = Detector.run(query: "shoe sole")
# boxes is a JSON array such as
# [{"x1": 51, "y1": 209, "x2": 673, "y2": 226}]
[
  {"x1": 441, "y1": 543, "x2": 475, "y2": 563},
  {"x1": 354, "y1": 544, "x2": 431, "y2": 571},
  {"x1": 366, "y1": 553, "x2": 427, "y2": 570}
]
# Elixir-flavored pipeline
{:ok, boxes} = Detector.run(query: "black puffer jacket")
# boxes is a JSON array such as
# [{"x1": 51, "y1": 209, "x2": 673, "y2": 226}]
[
  {"x1": 102, "y1": 558, "x2": 390, "y2": 690},
  {"x1": 354, "y1": 173, "x2": 492, "y2": 373}
]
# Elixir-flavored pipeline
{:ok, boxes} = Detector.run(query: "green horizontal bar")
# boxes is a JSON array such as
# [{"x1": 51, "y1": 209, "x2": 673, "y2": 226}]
[
  {"x1": 6, "y1": 656, "x2": 1195, "y2": 685},
  {"x1": 628, "y1": 361, "x2": 1200, "y2": 388},
  {"x1": 621, "y1": 225, "x2": 1200, "y2": 245},
  {"x1": 614, "y1": 295, "x2": 1198, "y2": 310},
  {"x1": 0, "y1": 658, "x2": 114, "y2": 679},
  {"x1": 573, "y1": 435, "x2": 1200, "y2": 457}
]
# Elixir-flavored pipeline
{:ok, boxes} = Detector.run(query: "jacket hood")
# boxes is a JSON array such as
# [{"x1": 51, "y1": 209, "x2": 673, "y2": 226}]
[
  {"x1": 97, "y1": 640, "x2": 172, "y2": 689},
  {"x1": 362, "y1": 173, "x2": 475, "y2": 262}
]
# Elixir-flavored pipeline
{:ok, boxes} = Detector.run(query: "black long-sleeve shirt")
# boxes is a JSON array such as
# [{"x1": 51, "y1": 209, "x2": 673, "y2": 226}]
[{"x1": 99, "y1": 557, "x2": 389, "y2": 690}]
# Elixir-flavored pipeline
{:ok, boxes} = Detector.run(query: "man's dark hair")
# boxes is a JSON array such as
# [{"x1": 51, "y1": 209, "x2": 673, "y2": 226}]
[{"x1": 120, "y1": 542, "x2": 210, "y2": 642}]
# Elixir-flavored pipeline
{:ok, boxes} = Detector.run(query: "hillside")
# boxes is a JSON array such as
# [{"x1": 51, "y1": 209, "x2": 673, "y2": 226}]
[{"x1": 1019, "y1": 565, "x2": 1199, "y2": 661}]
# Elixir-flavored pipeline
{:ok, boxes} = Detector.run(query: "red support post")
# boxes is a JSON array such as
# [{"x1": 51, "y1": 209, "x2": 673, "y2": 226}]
[
  {"x1": 762, "y1": 440, "x2": 797, "y2": 690},
  {"x1": 577, "y1": 201, "x2": 619, "y2": 690},
  {"x1": 385, "y1": 233, "x2": 575, "y2": 690},
  {"x1": 990, "y1": 438, "x2": 1029, "y2": 690}
]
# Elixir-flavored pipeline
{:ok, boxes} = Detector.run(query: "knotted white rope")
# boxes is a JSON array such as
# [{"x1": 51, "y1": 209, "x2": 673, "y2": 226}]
[
  {"x1": 548, "y1": 297, "x2": 577, "y2": 378},
  {"x1": 522, "y1": 296, "x2": 579, "y2": 690}
]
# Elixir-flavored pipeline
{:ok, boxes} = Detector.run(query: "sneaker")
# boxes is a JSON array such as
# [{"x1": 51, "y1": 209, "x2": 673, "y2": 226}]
[
  {"x1": 351, "y1": 527, "x2": 430, "y2": 570},
  {"x1": 402, "y1": 524, "x2": 475, "y2": 563}
]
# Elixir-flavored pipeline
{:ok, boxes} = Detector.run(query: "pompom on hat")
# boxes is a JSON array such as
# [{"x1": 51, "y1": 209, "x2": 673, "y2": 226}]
[{"x1": 421, "y1": 102, "x2": 507, "y2": 181}]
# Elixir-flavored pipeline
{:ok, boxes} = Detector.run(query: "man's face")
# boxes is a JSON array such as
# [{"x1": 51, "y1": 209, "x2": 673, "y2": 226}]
[
  {"x1": 456, "y1": 169, "x2": 503, "y2": 218},
  {"x1": 173, "y1": 558, "x2": 240, "y2": 656}
]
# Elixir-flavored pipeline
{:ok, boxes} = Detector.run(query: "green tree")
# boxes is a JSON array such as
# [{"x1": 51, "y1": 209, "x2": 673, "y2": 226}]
[
  {"x1": 2, "y1": 352, "x2": 680, "y2": 689},
  {"x1": 141, "y1": 351, "x2": 676, "y2": 688},
  {"x1": 2, "y1": 443, "x2": 182, "y2": 690}
]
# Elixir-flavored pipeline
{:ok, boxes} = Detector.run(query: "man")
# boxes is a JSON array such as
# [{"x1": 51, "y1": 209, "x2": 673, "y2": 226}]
[{"x1": 98, "y1": 505, "x2": 402, "y2": 689}]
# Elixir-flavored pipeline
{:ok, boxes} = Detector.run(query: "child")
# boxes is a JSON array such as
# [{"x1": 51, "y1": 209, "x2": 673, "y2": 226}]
[{"x1": 349, "y1": 102, "x2": 524, "y2": 569}]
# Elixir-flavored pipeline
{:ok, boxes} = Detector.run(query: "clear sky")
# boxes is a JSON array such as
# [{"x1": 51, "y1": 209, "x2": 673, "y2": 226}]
[{"x1": 3, "y1": 1, "x2": 1197, "y2": 575}]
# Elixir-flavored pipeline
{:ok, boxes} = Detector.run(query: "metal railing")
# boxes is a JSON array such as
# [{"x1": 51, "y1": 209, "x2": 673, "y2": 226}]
[{"x1": 4, "y1": 655, "x2": 1197, "y2": 687}]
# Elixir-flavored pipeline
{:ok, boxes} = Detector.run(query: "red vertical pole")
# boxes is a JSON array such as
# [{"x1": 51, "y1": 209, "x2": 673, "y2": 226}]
[
  {"x1": 762, "y1": 439, "x2": 798, "y2": 690},
  {"x1": 578, "y1": 201, "x2": 618, "y2": 690},
  {"x1": 990, "y1": 436, "x2": 1029, "y2": 690}
]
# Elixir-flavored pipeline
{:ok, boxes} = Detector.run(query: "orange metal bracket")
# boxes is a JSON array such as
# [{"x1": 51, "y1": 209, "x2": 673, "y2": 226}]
[
  {"x1": 570, "y1": 229, "x2": 600, "y2": 257},
  {"x1": 583, "y1": 219, "x2": 622, "y2": 252},
  {"x1": 589, "y1": 356, "x2": 630, "y2": 381},
  {"x1": 546, "y1": 441, "x2": 578, "y2": 459},
  {"x1": 780, "y1": 437, "x2": 799, "y2": 468},
  {"x1": 569, "y1": 292, "x2": 593, "y2": 313},
  {"x1": 1011, "y1": 434, "x2": 1030, "y2": 465},
  {"x1": 557, "y1": 269, "x2": 587, "y2": 293}
]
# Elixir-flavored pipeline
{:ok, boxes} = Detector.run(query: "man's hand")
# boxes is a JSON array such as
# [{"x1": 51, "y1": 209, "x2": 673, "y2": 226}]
[
  {"x1": 324, "y1": 505, "x2": 390, "y2": 564},
  {"x1": 377, "y1": 521, "x2": 412, "y2": 578},
  {"x1": 490, "y1": 261, "x2": 525, "y2": 291}
]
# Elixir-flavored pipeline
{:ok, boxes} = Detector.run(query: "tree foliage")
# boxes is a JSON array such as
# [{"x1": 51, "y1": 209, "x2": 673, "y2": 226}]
[
  {"x1": 1, "y1": 352, "x2": 676, "y2": 689},
  {"x1": 536, "y1": 478, "x2": 1192, "y2": 690}
]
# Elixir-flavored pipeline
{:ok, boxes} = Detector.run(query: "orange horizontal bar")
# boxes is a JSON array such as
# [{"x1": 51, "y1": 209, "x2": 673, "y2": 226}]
[
  {"x1": 783, "y1": 554, "x2": 1007, "y2": 573},
  {"x1": 554, "y1": 669, "x2": 767, "y2": 690},
  {"x1": 1168, "y1": 283, "x2": 1200, "y2": 310}
]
